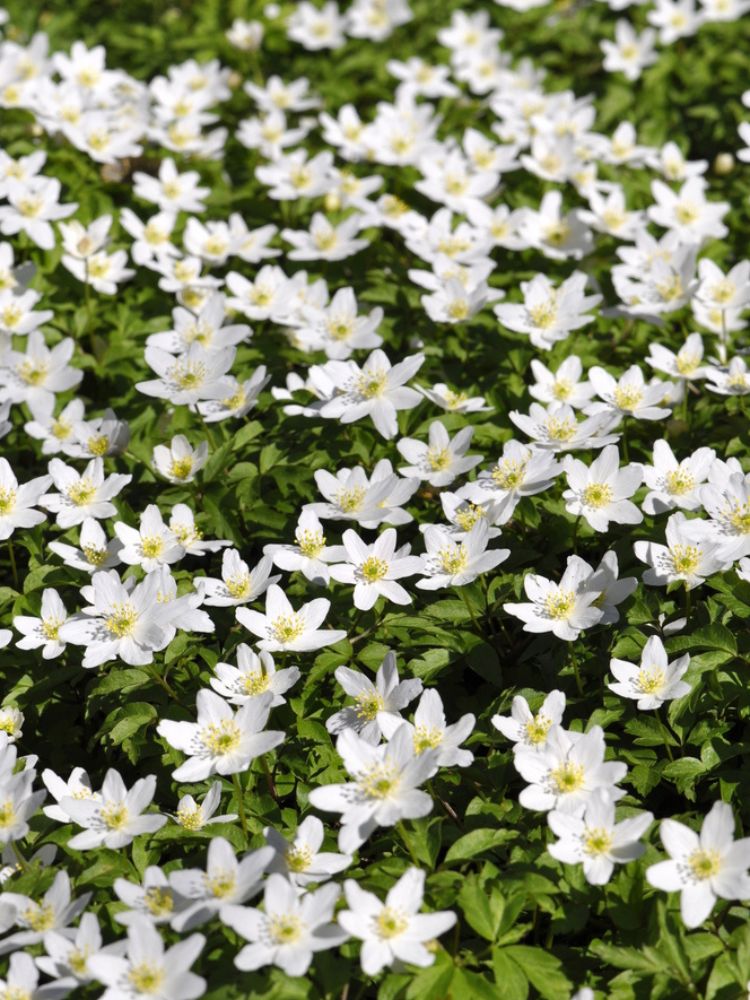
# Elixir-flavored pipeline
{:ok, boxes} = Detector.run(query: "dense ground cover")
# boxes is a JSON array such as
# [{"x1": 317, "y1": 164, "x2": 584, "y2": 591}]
[{"x1": 1, "y1": 0, "x2": 750, "y2": 997}]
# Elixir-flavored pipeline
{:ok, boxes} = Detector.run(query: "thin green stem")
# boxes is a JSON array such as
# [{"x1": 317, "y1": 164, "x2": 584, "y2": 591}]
[
  {"x1": 233, "y1": 772, "x2": 249, "y2": 840},
  {"x1": 657, "y1": 708, "x2": 675, "y2": 762},
  {"x1": 396, "y1": 821, "x2": 420, "y2": 868},
  {"x1": 683, "y1": 584, "x2": 692, "y2": 621},
  {"x1": 457, "y1": 586, "x2": 482, "y2": 636},
  {"x1": 7, "y1": 539, "x2": 18, "y2": 590},
  {"x1": 621, "y1": 418, "x2": 630, "y2": 462},
  {"x1": 570, "y1": 647, "x2": 583, "y2": 696}
]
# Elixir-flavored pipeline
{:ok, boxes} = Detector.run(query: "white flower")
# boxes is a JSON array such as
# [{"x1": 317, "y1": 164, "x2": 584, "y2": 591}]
[
  {"x1": 169, "y1": 838, "x2": 273, "y2": 932},
  {"x1": 264, "y1": 816, "x2": 352, "y2": 886},
  {"x1": 548, "y1": 791, "x2": 653, "y2": 884},
  {"x1": 529, "y1": 356, "x2": 594, "y2": 409},
  {"x1": 39, "y1": 457, "x2": 131, "y2": 528},
  {"x1": 514, "y1": 725, "x2": 627, "y2": 814},
  {"x1": 608, "y1": 635, "x2": 691, "y2": 710},
  {"x1": 306, "y1": 460, "x2": 418, "y2": 527},
  {"x1": 0, "y1": 870, "x2": 89, "y2": 953},
  {"x1": 152, "y1": 435, "x2": 208, "y2": 484},
  {"x1": 586, "y1": 365, "x2": 673, "y2": 422},
  {"x1": 199, "y1": 549, "x2": 278, "y2": 607},
  {"x1": 236, "y1": 583, "x2": 346, "y2": 652},
  {"x1": 174, "y1": 782, "x2": 238, "y2": 832},
  {"x1": 495, "y1": 271, "x2": 600, "y2": 350},
  {"x1": 59, "y1": 569, "x2": 174, "y2": 667},
  {"x1": 648, "y1": 176, "x2": 728, "y2": 243},
  {"x1": 62, "y1": 770, "x2": 166, "y2": 850},
  {"x1": 47, "y1": 515, "x2": 122, "y2": 574},
  {"x1": 417, "y1": 382, "x2": 491, "y2": 414},
  {"x1": 509, "y1": 403, "x2": 619, "y2": 453},
  {"x1": 133, "y1": 157, "x2": 209, "y2": 212},
  {"x1": 492, "y1": 690, "x2": 566, "y2": 753},
  {"x1": 634, "y1": 512, "x2": 727, "y2": 590},
  {"x1": 316, "y1": 349, "x2": 424, "y2": 440},
  {"x1": 38, "y1": 911, "x2": 121, "y2": 986},
  {"x1": 309, "y1": 724, "x2": 438, "y2": 853},
  {"x1": 648, "y1": 333, "x2": 710, "y2": 382},
  {"x1": 210, "y1": 645, "x2": 300, "y2": 707},
  {"x1": 698, "y1": 470, "x2": 750, "y2": 562},
  {"x1": 397, "y1": 421, "x2": 481, "y2": 487},
  {"x1": 379, "y1": 688, "x2": 475, "y2": 769},
  {"x1": 462, "y1": 439, "x2": 561, "y2": 523},
  {"x1": 339, "y1": 868, "x2": 456, "y2": 975},
  {"x1": 113, "y1": 866, "x2": 186, "y2": 927},
  {"x1": 264, "y1": 510, "x2": 345, "y2": 585},
  {"x1": 417, "y1": 519, "x2": 509, "y2": 590},
  {"x1": 136, "y1": 344, "x2": 235, "y2": 405},
  {"x1": 641, "y1": 440, "x2": 715, "y2": 514},
  {"x1": 13, "y1": 588, "x2": 69, "y2": 659},
  {"x1": 88, "y1": 915, "x2": 206, "y2": 999},
  {"x1": 646, "y1": 801, "x2": 750, "y2": 928},
  {"x1": 114, "y1": 504, "x2": 184, "y2": 572},
  {"x1": 157, "y1": 688, "x2": 284, "y2": 782},
  {"x1": 329, "y1": 528, "x2": 423, "y2": 610},
  {"x1": 282, "y1": 212, "x2": 368, "y2": 261},
  {"x1": 221, "y1": 874, "x2": 347, "y2": 976},
  {"x1": 562, "y1": 445, "x2": 643, "y2": 532},
  {"x1": 326, "y1": 651, "x2": 423, "y2": 744},
  {"x1": 504, "y1": 555, "x2": 604, "y2": 641},
  {"x1": 42, "y1": 766, "x2": 99, "y2": 824},
  {"x1": 0, "y1": 458, "x2": 51, "y2": 540},
  {"x1": 601, "y1": 20, "x2": 657, "y2": 81}
]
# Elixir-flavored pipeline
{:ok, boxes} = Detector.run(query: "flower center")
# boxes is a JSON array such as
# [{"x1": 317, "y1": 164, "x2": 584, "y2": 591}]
[
  {"x1": 144, "y1": 886, "x2": 174, "y2": 917},
  {"x1": 177, "y1": 806, "x2": 204, "y2": 830},
  {"x1": 528, "y1": 301, "x2": 557, "y2": 329},
  {"x1": 359, "y1": 763, "x2": 400, "y2": 800},
  {"x1": 582, "y1": 482, "x2": 613, "y2": 508},
  {"x1": 413, "y1": 725, "x2": 443, "y2": 753},
  {"x1": 492, "y1": 459, "x2": 527, "y2": 490},
  {"x1": 270, "y1": 613, "x2": 305, "y2": 644},
  {"x1": 87, "y1": 434, "x2": 110, "y2": 456},
  {"x1": 665, "y1": 469, "x2": 695, "y2": 495},
  {"x1": 22, "y1": 902, "x2": 56, "y2": 931},
  {"x1": 525, "y1": 713, "x2": 552, "y2": 745},
  {"x1": 544, "y1": 590, "x2": 576, "y2": 620},
  {"x1": 583, "y1": 827, "x2": 613, "y2": 856},
  {"x1": 200, "y1": 720, "x2": 242, "y2": 755},
  {"x1": 286, "y1": 844, "x2": 313, "y2": 873},
  {"x1": 636, "y1": 667, "x2": 666, "y2": 695},
  {"x1": 128, "y1": 962, "x2": 165, "y2": 994},
  {"x1": 226, "y1": 572, "x2": 251, "y2": 599},
  {"x1": 0, "y1": 801, "x2": 17, "y2": 829},
  {"x1": 454, "y1": 503, "x2": 483, "y2": 531},
  {"x1": 687, "y1": 849, "x2": 721, "y2": 880},
  {"x1": 0, "y1": 488, "x2": 17, "y2": 516},
  {"x1": 169, "y1": 456, "x2": 194, "y2": 480},
  {"x1": 67, "y1": 479, "x2": 97, "y2": 506},
  {"x1": 269, "y1": 914, "x2": 305, "y2": 944},
  {"x1": 438, "y1": 546, "x2": 469, "y2": 575},
  {"x1": 728, "y1": 503, "x2": 750, "y2": 533},
  {"x1": 375, "y1": 907, "x2": 408, "y2": 939},
  {"x1": 675, "y1": 353, "x2": 700, "y2": 375},
  {"x1": 613, "y1": 386, "x2": 643, "y2": 411},
  {"x1": 141, "y1": 535, "x2": 164, "y2": 559},
  {"x1": 674, "y1": 202, "x2": 699, "y2": 225},
  {"x1": 549, "y1": 761, "x2": 585, "y2": 794},
  {"x1": 101, "y1": 802, "x2": 129, "y2": 830},
  {"x1": 105, "y1": 602, "x2": 138, "y2": 638},
  {"x1": 297, "y1": 528, "x2": 325, "y2": 557},
  {"x1": 670, "y1": 544, "x2": 701, "y2": 575},
  {"x1": 356, "y1": 370, "x2": 388, "y2": 399},
  {"x1": 355, "y1": 692, "x2": 384, "y2": 721},
  {"x1": 427, "y1": 446, "x2": 452, "y2": 471},
  {"x1": 545, "y1": 417, "x2": 577, "y2": 442},
  {"x1": 19, "y1": 359, "x2": 49, "y2": 385},
  {"x1": 82, "y1": 544, "x2": 107, "y2": 566},
  {"x1": 172, "y1": 361, "x2": 206, "y2": 390},
  {"x1": 335, "y1": 487, "x2": 366, "y2": 513},
  {"x1": 205, "y1": 871, "x2": 237, "y2": 898},
  {"x1": 360, "y1": 556, "x2": 389, "y2": 582},
  {"x1": 41, "y1": 618, "x2": 63, "y2": 641},
  {"x1": 68, "y1": 946, "x2": 91, "y2": 976}
]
